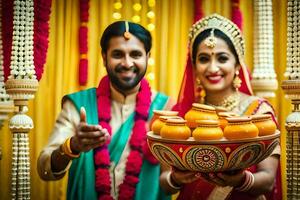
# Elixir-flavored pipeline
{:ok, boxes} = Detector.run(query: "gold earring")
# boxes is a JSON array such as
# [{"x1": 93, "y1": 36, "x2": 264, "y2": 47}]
[
  {"x1": 196, "y1": 78, "x2": 202, "y2": 87},
  {"x1": 233, "y1": 70, "x2": 242, "y2": 91},
  {"x1": 195, "y1": 78, "x2": 205, "y2": 103}
]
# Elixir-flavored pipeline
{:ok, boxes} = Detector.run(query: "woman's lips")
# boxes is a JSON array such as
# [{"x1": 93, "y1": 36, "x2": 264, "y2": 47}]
[{"x1": 206, "y1": 75, "x2": 223, "y2": 84}]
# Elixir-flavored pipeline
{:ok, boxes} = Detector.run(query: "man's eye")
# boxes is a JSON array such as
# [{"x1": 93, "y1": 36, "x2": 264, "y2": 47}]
[
  {"x1": 112, "y1": 52, "x2": 123, "y2": 58},
  {"x1": 131, "y1": 51, "x2": 142, "y2": 58}
]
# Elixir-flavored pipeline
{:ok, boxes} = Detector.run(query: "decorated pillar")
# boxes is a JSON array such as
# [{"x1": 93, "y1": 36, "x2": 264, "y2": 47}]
[
  {"x1": 251, "y1": 0, "x2": 278, "y2": 98},
  {"x1": 4, "y1": 0, "x2": 38, "y2": 199},
  {"x1": 281, "y1": 0, "x2": 300, "y2": 199}
]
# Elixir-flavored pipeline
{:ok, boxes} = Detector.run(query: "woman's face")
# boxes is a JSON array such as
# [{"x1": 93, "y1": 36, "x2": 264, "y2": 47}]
[{"x1": 194, "y1": 37, "x2": 238, "y2": 94}]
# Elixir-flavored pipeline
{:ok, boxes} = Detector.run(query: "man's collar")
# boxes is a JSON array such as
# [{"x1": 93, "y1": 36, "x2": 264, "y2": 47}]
[{"x1": 110, "y1": 84, "x2": 138, "y2": 104}]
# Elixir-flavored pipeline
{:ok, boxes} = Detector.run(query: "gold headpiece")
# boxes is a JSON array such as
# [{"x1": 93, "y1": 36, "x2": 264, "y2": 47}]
[
  {"x1": 189, "y1": 14, "x2": 245, "y2": 63},
  {"x1": 124, "y1": 21, "x2": 131, "y2": 40}
]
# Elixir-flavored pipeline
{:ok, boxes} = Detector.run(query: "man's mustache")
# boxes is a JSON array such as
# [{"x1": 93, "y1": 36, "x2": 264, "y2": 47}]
[{"x1": 115, "y1": 65, "x2": 138, "y2": 73}]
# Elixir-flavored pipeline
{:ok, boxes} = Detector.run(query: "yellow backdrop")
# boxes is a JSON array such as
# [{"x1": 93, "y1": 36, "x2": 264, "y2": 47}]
[{"x1": 0, "y1": 0, "x2": 289, "y2": 199}]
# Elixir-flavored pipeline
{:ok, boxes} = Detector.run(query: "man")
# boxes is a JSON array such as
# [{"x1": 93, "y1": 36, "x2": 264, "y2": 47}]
[{"x1": 38, "y1": 21, "x2": 173, "y2": 200}]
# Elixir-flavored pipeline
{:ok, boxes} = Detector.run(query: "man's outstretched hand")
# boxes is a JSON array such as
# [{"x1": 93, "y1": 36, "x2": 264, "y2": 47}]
[{"x1": 71, "y1": 107, "x2": 110, "y2": 153}]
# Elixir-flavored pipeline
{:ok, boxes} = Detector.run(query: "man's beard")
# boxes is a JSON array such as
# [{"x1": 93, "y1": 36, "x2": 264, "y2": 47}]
[{"x1": 106, "y1": 65, "x2": 147, "y2": 92}]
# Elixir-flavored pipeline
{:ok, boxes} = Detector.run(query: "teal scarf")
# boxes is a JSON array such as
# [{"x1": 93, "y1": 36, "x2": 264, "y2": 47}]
[{"x1": 66, "y1": 88, "x2": 170, "y2": 200}]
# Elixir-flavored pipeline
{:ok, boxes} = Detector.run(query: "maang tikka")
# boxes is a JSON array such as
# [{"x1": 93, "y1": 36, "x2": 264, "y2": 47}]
[{"x1": 204, "y1": 28, "x2": 217, "y2": 48}]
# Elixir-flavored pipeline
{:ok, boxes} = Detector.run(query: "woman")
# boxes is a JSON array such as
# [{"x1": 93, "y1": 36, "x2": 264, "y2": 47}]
[{"x1": 160, "y1": 14, "x2": 282, "y2": 200}]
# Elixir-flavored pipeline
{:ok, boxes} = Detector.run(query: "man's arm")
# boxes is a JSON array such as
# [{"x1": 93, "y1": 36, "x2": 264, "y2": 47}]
[
  {"x1": 37, "y1": 100, "x2": 79, "y2": 180},
  {"x1": 38, "y1": 102, "x2": 110, "y2": 181}
]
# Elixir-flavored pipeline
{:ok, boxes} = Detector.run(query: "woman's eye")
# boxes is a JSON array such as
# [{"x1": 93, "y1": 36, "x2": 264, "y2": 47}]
[
  {"x1": 198, "y1": 56, "x2": 209, "y2": 63},
  {"x1": 218, "y1": 56, "x2": 229, "y2": 63}
]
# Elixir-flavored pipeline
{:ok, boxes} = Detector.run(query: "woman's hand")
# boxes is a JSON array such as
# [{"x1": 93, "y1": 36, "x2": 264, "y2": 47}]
[
  {"x1": 171, "y1": 167, "x2": 201, "y2": 186},
  {"x1": 200, "y1": 170, "x2": 245, "y2": 187},
  {"x1": 71, "y1": 107, "x2": 110, "y2": 153}
]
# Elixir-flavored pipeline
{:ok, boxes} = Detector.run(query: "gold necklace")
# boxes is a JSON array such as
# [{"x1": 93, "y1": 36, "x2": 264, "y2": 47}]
[{"x1": 205, "y1": 92, "x2": 241, "y2": 111}]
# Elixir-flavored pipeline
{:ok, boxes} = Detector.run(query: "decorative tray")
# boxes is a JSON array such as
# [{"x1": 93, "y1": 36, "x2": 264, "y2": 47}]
[{"x1": 147, "y1": 131, "x2": 280, "y2": 172}]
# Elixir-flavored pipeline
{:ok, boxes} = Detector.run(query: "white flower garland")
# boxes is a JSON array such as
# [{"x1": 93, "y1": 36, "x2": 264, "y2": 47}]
[
  {"x1": 286, "y1": 0, "x2": 300, "y2": 80},
  {"x1": 10, "y1": 0, "x2": 36, "y2": 80},
  {"x1": 252, "y1": 0, "x2": 277, "y2": 80}
]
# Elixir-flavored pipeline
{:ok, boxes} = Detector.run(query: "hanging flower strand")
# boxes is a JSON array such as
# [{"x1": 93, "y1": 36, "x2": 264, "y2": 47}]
[
  {"x1": 194, "y1": 0, "x2": 204, "y2": 22},
  {"x1": 79, "y1": 0, "x2": 89, "y2": 85},
  {"x1": 10, "y1": 0, "x2": 36, "y2": 80},
  {"x1": 33, "y1": 0, "x2": 52, "y2": 81},
  {"x1": 231, "y1": 0, "x2": 243, "y2": 30}
]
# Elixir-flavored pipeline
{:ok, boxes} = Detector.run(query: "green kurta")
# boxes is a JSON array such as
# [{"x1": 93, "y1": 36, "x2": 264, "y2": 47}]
[{"x1": 66, "y1": 88, "x2": 170, "y2": 200}]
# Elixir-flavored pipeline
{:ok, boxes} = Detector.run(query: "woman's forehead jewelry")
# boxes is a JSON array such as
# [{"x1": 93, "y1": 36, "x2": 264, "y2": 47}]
[
  {"x1": 189, "y1": 14, "x2": 245, "y2": 63},
  {"x1": 205, "y1": 29, "x2": 217, "y2": 48},
  {"x1": 124, "y1": 21, "x2": 131, "y2": 40}
]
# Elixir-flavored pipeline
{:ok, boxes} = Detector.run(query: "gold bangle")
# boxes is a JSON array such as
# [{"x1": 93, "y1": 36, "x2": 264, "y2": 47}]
[{"x1": 61, "y1": 138, "x2": 80, "y2": 159}]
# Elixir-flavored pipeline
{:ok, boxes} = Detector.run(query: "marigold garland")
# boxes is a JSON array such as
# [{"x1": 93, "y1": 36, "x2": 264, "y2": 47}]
[
  {"x1": 194, "y1": 0, "x2": 204, "y2": 22},
  {"x1": 79, "y1": 0, "x2": 89, "y2": 85},
  {"x1": 231, "y1": 0, "x2": 243, "y2": 31},
  {"x1": 94, "y1": 75, "x2": 154, "y2": 199},
  {"x1": 34, "y1": 0, "x2": 52, "y2": 81},
  {"x1": 1, "y1": 0, "x2": 13, "y2": 81}
]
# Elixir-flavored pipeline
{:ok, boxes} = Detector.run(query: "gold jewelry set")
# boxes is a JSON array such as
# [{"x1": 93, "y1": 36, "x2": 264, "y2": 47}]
[
  {"x1": 59, "y1": 137, "x2": 80, "y2": 159},
  {"x1": 205, "y1": 91, "x2": 241, "y2": 111}
]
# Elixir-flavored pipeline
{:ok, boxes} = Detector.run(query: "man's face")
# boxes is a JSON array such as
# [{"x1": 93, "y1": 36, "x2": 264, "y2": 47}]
[{"x1": 102, "y1": 35, "x2": 149, "y2": 92}]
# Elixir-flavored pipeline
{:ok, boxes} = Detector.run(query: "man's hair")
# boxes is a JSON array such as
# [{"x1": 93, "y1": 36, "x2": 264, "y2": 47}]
[{"x1": 100, "y1": 21, "x2": 152, "y2": 53}]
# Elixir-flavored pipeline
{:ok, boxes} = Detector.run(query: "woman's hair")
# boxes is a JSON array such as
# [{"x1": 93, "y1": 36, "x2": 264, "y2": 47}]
[
  {"x1": 100, "y1": 21, "x2": 152, "y2": 53},
  {"x1": 192, "y1": 29, "x2": 239, "y2": 64}
]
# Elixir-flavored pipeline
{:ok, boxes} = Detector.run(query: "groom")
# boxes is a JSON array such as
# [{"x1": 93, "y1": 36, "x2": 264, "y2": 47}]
[{"x1": 38, "y1": 21, "x2": 173, "y2": 200}]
